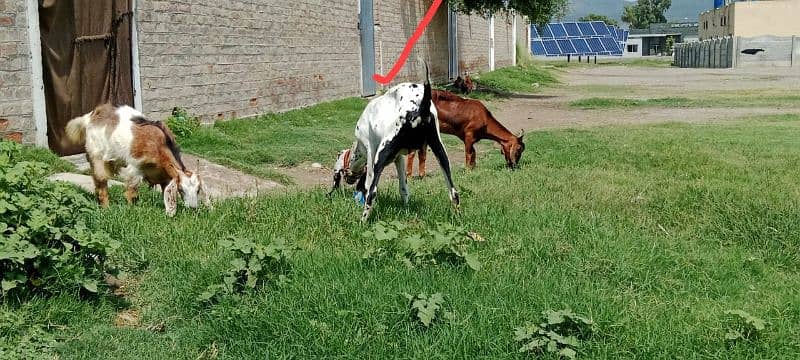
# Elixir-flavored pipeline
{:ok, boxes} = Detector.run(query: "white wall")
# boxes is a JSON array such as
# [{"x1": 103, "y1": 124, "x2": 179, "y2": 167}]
[{"x1": 624, "y1": 38, "x2": 643, "y2": 57}]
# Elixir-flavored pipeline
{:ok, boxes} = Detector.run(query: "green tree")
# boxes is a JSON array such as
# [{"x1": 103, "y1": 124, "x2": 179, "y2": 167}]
[
  {"x1": 578, "y1": 13, "x2": 619, "y2": 27},
  {"x1": 621, "y1": 0, "x2": 672, "y2": 29},
  {"x1": 449, "y1": 0, "x2": 569, "y2": 25}
]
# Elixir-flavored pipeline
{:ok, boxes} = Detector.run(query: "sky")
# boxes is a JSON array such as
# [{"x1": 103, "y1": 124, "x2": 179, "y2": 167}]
[{"x1": 566, "y1": 0, "x2": 710, "y2": 24}]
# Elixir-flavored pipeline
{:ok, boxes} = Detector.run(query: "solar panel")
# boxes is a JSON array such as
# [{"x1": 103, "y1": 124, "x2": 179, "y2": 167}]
[
  {"x1": 540, "y1": 25, "x2": 554, "y2": 39},
  {"x1": 607, "y1": 25, "x2": 618, "y2": 40},
  {"x1": 530, "y1": 21, "x2": 627, "y2": 58},
  {"x1": 623, "y1": 30, "x2": 629, "y2": 42},
  {"x1": 591, "y1": 21, "x2": 611, "y2": 36},
  {"x1": 570, "y1": 38, "x2": 591, "y2": 54},
  {"x1": 548, "y1": 23, "x2": 568, "y2": 38},
  {"x1": 531, "y1": 40, "x2": 546, "y2": 56},
  {"x1": 542, "y1": 40, "x2": 561, "y2": 56},
  {"x1": 600, "y1": 37, "x2": 622, "y2": 54},
  {"x1": 577, "y1": 22, "x2": 595, "y2": 36},
  {"x1": 530, "y1": 25, "x2": 540, "y2": 39},
  {"x1": 586, "y1": 37, "x2": 607, "y2": 54},
  {"x1": 557, "y1": 39, "x2": 577, "y2": 54},
  {"x1": 563, "y1": 22, "x2": 581, "y2": 37}
]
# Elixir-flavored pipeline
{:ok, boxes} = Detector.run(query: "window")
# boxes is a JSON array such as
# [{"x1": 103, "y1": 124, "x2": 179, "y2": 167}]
[{"x1": 627, "y1": 44, "x2": 639, "y2": 53}]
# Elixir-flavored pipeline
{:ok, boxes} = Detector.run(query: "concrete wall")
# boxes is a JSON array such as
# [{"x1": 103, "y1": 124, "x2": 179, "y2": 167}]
[
  {"x1": 0, "y1": 0, "x2": 35, "y2": 143},
  {"x1": 674, "y1": 35, "x2": 800, "y2": 69},
  {"x1": 701, "y1": 0, "x2": 800, "y2": 40}
]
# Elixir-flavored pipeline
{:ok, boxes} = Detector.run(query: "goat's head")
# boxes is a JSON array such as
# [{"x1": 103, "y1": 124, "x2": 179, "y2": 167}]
[
  {"x1": 500, "y1": 130, "x2": 526, "y2": 169},
  {"x1": 165, "y1": 161, "x2": 212, "y2": 216},
  {"x1": 454, "y1": 73, "x2": 476, "y2": 94}
]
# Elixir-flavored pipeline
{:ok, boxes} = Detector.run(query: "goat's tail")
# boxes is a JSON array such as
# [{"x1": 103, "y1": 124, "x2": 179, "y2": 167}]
[
  {"x1": 420, "y1": 59, "x2": 432, "y2": 120},
  {"x1": 65, "y1": 111, "x2": 93, "y2": 145}
]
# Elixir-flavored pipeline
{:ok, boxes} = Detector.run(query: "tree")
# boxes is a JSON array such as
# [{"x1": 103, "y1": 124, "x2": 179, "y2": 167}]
[
  {"x1": 621, "y1": 0, "x2": 672, "y2": 29},
  {"x1": 449, "y1": 0, "x2": 569, "y2": 25},
  {"x1": 578, "y1": 13, "x2": 619, "y2": 27}
]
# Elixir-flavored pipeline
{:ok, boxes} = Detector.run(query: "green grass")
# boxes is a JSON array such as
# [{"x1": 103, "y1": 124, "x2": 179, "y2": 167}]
[
  {"x1": 6, "y1": 115, "x2": 800, "y2": 359},
  {"x1": 17, "y1": 144, "x2": 76, "y2": 174},
  {"x1": 181, "y1": 98, "x2": 368, "y2": 184},
  {"x1": 540, "y1": 57, "x2": 674, "y2": 69},
  {"x1": 471, "y1": 64, "x2": 559, "y2": 99},
  {"x1": 571, "y1": 95, "x2": 800, "y2": 110}
]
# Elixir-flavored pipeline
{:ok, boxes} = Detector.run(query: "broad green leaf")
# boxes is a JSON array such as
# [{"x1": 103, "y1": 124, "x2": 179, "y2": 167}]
[
  {"x1": 82, "y1": 280, "x2": 99, "y2": 293},
  {"x1": 464, "y1": 253, "x2": 481, "y2": 271},
  {"x1": 559, "y1": 348, "x2": 577, "y2": 359}
]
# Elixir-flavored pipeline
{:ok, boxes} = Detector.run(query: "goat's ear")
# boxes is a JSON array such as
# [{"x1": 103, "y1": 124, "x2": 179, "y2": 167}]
[
  {"x1": 164, "y1": 180, "x2": 179, "y2": 217},
  {"x1": 199, "y1": 177, "x2": 213, "y2": 210},
  {"x1": 196, "y1": 159, "x2": 201, "y2": 176}
]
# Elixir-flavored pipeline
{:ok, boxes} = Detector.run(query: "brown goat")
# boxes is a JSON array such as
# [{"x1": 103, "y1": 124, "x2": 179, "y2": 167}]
[
  {"x1": 406, "y1": 90, "x2": 525, "y2": 177},
  {"x1": 66, "y1": 104, "x2": 210, "y2": 216}
]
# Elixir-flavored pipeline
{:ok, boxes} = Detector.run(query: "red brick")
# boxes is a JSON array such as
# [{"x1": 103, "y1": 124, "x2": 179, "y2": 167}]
[
  {"x1": 4, "y1": 132, "x2": 22, "y2": 143},
  {"x1": 0, "y1": 16, "x2": 13, "y2": 27},
  {"x1": 0, "y1": 119, "x2": 8, "y2": 132}
]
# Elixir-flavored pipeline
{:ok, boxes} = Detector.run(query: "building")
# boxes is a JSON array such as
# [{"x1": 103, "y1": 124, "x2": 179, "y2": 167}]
[
  {"x1": 700, "y1": 0, "x2": 800, "y2": 40},
  {"x1": 626, "y1": 21, "x2": 699, "y2": 57},
  {"x1": 0, "y1": 1, "x2": 527, "y2": 155}
]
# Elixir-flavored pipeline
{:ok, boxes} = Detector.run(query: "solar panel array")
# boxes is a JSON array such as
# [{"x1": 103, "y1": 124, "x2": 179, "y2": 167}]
[{"x1": 531, "y1": 21, "x2": 629, "y2": 57}]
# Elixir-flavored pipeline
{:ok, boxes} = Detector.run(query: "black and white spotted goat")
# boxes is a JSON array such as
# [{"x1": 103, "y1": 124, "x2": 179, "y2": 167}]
[{"x1": 331, "y1": 63, "x2": 460, "y2": 221}]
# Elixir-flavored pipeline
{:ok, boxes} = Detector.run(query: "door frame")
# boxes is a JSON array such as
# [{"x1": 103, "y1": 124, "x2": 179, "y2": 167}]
[
  {"x1": 358, "y1": 0, "x2": 376, "y2": 96},
  {"x1": 25, "y1": 0, "x2": 142, "y2": 147},
  {"x1": 489, "y1": 14, "x2": 495, "y2": 71},
  {"x1": 131, "y1": 0, "x2": 143, "y2": 110},
  {"x1": 25, "y1": 0, "x2": 47, "y2": 147},
  {"x1": 447, "y1": 8, "x2": 459, "y2": 79}
]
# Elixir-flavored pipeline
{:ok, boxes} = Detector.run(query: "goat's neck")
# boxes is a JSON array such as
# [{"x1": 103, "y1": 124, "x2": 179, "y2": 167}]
[{"x1": 485, "y1": 116, "x2": 517, "y2": 146}]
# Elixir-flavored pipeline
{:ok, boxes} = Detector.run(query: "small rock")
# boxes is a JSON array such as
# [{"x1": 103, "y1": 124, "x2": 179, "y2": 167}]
[{"x1": 311, "y1": 163, "x2": 323, "y2": 169}]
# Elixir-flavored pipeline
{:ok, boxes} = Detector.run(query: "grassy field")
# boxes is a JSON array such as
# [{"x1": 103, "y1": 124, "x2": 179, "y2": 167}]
[
  {"x1": 181, "y1": 64, "x2": 559, "y2": 184},
  {"x1": 6, "y1": 113, "x2": 800, "y2": 359},
  {"x1": 571, "y1": 95, "x2": 800, "y2": 110},
  {"x1": 538, "y1": 57, "x2": 674, "y2": 69}
]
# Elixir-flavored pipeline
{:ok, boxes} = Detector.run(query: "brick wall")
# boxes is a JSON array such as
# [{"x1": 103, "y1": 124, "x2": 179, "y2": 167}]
[
  {"x1": 135, "y1": 0, "x2": 362, "y2": 121},
  {"x1": 373, "y1": 0, "x2": 449, "y2": 85},
  {"x1": 0, "y1": 0, "x2": 34, "y2": 143},
  {"x1": 2, "y1": 1, "x2": 528, "y2": 144}
]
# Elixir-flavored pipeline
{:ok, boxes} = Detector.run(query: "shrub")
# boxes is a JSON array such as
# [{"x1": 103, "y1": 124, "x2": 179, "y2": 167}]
[
  {"x1": 0, "y1": 141, "x2": 119, "y2": 299},
  {"x1": 402, "y1": 292, "x2": 452, "y2": 328},
  {"x1": 197, "y1": 236, "x2": 299, "y2": 304},
  {"x1": 362, "y1": 221, "x2": 484, "y2": 271},
  {"x1": 514, "y1": 309, "x2": 595, "y2": 359},
  {"x1": 165, "y1": 107, "x2": 201, "y2": 139},
  {"x1": 724, "y1": 310, "x2": 767, "y2": 342}
]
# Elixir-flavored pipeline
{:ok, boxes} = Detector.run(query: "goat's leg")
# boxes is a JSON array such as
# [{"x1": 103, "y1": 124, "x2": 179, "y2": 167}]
[
  {"x1": 405, "y1": 151, "x2": 416, "y2": 178},
  {"x1": 89, "y1": 157, "x2": 112, "y2": 208},
  {"x1": 426, "y1": 135, "x2": 460, "y2": 207},
  {"x1": 395, "y1": 155, "x2": 410, "y2": 205},
  {"x1": 362, "y1": 144, "x2": 397, "y2": 222},
  {"x1": 121, "y1": 165, "x2": 141, "y2": 204},
  {"x1": 418, "y1": 144, "x2": 427, "y2": 177},
  {"x1": 464, "y1": 135, "x2": 477, "y2": 170}
]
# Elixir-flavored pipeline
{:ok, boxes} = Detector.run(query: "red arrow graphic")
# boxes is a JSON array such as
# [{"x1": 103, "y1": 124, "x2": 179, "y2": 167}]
[{"x1": 372, "y1": 0, "x2": 444, "y2": 85}]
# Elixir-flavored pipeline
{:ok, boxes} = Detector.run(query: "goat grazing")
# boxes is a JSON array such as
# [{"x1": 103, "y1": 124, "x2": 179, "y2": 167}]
[
  {"x1": 342, "y1": 64, "x2": 459, "y2": 221},
  {"x1": 453, "y1": 73, "x2": 475, "y2": 94},
  {"x1": 66, "y1": 104, "x2": 211, "y2": 216},
  {"x1": 406, "y1": 90, "x2": 525, "y2": 177}
]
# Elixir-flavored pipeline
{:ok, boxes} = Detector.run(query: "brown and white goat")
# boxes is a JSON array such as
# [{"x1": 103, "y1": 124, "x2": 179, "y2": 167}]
[
  {"x1": 66, "y1": 104, "x2": 210, "y2": 216},
  {"x1": 406, "y1": 90, "x2": 525, "y2": 177}
]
